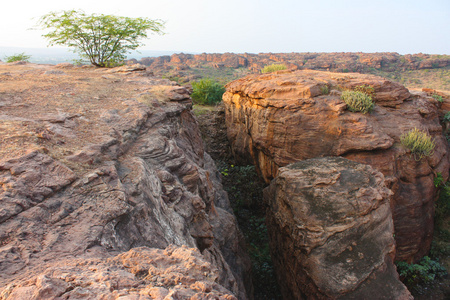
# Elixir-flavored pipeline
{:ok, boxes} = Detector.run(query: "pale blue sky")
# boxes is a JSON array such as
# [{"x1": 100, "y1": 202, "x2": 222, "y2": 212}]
[{"x1": 1, "y1": 0, "x2": 449, "y2": 54}]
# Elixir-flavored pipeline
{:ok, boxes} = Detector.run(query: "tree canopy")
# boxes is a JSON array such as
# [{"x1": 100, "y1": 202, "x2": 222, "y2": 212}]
[{"x1": 38, "y1": 10, "x2": 165, "y2": 67}]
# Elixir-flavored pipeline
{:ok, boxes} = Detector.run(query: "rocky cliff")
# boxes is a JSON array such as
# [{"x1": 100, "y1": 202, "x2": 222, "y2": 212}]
[
  {"x1": 0, "y1": 63, "x2": 251, "y2": 299},
  {"x1": 223, "y1": 69, "x2": 449, "y2": 262},
  {"x1": 264, "y1": 157, "x2": 412, "y2": 299}
]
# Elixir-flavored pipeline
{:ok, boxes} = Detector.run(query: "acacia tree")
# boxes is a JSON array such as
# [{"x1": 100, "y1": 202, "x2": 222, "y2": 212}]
[{"x1": 38, "y1": 10, "x2": 165, "y2": 67}]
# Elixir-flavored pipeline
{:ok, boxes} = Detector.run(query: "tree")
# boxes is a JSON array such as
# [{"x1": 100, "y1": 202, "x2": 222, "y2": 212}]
[{"x1": 38, "y1": 10, "x2": 165, "y2": 67}]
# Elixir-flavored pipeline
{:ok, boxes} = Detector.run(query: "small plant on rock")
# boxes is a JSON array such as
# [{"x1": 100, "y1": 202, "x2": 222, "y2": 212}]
[
  {"x1": 400, "y1": 128, "x2": 435, "y2": 160},
  {"x1": 432, "y1": 94, "x2": 444, "y2": 103},
  {"x1": 261, "y1": 64, "x2": 287, "y2": 73},
  {"x1": 341, "y1": 90, "x2": 374, "y2": 114},
  {"x1": 5, "y1": 52, "x2": 31, "y2": 63}
]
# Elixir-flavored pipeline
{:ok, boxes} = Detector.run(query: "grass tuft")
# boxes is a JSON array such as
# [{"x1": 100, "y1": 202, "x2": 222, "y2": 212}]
[
  {"x1": 341, "y1": 90, "x2": 374, "y2": 114},
  {"x1": 400, "y1": 128, "x2": 435, "y2": 160}
]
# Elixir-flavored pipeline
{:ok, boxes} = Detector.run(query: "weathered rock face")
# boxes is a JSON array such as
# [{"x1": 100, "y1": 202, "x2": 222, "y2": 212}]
[
  {"x1": 264, "y1": 157, "x2": 412, "y2": 300},
  {"x1": 0, "y1": 64, "x2": 251, "y2": 299},
  {"x1": 223, "y1": 70, "x2": 449, "y2": 262},
  {"x1": 1, "y1": 245, "x2": 238, "y2": 300}
]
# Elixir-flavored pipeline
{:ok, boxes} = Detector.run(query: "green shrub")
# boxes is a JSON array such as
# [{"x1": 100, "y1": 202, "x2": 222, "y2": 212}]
[
  {"x1": 341, "y1": 90, "x2": 374, "y2": 114},
  {"x1": 191, "y1": 79, "x2": 225, "y2": 105},
  {"x1": 396, "y1": 256, "x2": 447, "y2": 294},
  {"x1": 5, "y1": 52, "x2": 31, "y2": 63},
  {"x1": 400, "y1": 128, "x2": 435, "y2": 160},
  {"x1": 443, "y1": 111, "x2": 450, "y2": 122},
  {"x1": 432, "y1": 94, "x2": 444, "y2": 102},
  {"x1": 261, "y1": 64, "x2": 287, "y2": 73}
]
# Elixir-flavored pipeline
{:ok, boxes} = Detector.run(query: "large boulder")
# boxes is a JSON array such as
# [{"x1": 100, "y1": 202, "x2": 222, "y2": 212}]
[
  {"x1": 0, "y1": 63, "x2": 251, "y2": 299},
  {"x1": 223, "y1": 70, "x2": 449, "y2": 262},
  {"x1": 264, "y1": 157, "x2": 412, "y2": 300}
]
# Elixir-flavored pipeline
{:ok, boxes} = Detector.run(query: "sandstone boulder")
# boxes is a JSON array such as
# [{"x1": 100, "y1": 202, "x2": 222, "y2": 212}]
[
  {"x1": 223, "y1": 70, "x2": 449, "y2": 262},
  {"x1": 264, "y1": 157, "x2": 412, "y2": 300}
]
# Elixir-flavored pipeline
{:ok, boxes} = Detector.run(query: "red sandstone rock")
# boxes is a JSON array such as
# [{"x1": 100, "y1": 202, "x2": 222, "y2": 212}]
[
  {"x1": 264, "y1": 157, "x2": 412, "y2": 300},
  {"x1": 0, "y1": 64, "x2": 251, "y2": 299},
  {"x1": 223, "y1": 70, "x2": 449, "y2": 262},
  {"x1": 0, "y1": 245, "x2": 238, "y2": 299}
]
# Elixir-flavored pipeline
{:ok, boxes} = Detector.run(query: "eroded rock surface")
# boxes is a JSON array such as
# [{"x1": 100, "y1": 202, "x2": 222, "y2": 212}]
[
  {"x1": 0, "y1": 245, "x2": 238, "y2": 300},
  {"x1": 223, "y1": 70, "x2": 449, "y2": 262},
  {"x1": 264, "y1": 157, "x2": 412, "y2": 300},
  {"x1": 0, "y1": 63, "x2": 251, "y2": 299}
]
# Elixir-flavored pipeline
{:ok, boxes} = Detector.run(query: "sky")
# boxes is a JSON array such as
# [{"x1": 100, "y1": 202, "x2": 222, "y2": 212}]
[{"x1": 1, "y1": 0, "x2": 449, "y2": 55}]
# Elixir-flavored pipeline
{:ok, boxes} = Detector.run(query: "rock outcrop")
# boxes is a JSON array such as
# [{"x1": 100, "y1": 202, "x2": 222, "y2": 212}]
[
  {"x1": 264, "y1": 157, "x2": 412, "y2": 300},
  {"x1": 1, "y1": 245, "x2": 238, "y2": 300},
  {"x1": 223, "y1": 70, "x2": 449, "y2": 262},
  {"x1": 0, "y1": 63, "x2": 251, "y2": 299}
]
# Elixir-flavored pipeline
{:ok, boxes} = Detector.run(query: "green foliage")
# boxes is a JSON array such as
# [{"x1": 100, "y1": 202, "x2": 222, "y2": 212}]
[
  {"x1": 191, "y1": 79, "x2": 225, "y2": 105},
  {"x1": 341, "y1": 90, "x2": 374, "y2": 114},
  {"x1": 4, "y1": 52, "x2": 31, "y2": 63},
  {"x1": 435, "y1": 184, "x2": 450, "y2": 231},
  {"x1": 396, "y1": 256, "x2": 447, "y2": 294},
  {"x1": 434, "y1": 172, "x2": 445, "y2": 188},
  {"x1": 443, "y1": 111, "x2": 450, "y2": 122},
  {"x1": 38, "y1": 10, "x2": 164, "y2": 67},
  {"x1": 400, "y1": 128, "x2": 435, "y2": 160},
  {"x1": 432, "y1": 94, "x2": 444, "y2": 103},
  {"x1": 430, "y1": 173, "x2": 450, "y2": 260},
  {"x1": 261, "y1": 64, "x2": 287, "y2": 73}
]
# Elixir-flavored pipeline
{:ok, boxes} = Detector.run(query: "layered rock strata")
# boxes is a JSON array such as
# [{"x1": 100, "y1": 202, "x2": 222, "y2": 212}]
[
  {"x1": 264, "y1": 157, "x2": 412, "y2": 300},
  {"x1": 0, "y1": 63, "x2": 251, "y2": 299},
  {"x1": 223, "y1": 70, "x2": 449, "y2": 262}
]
